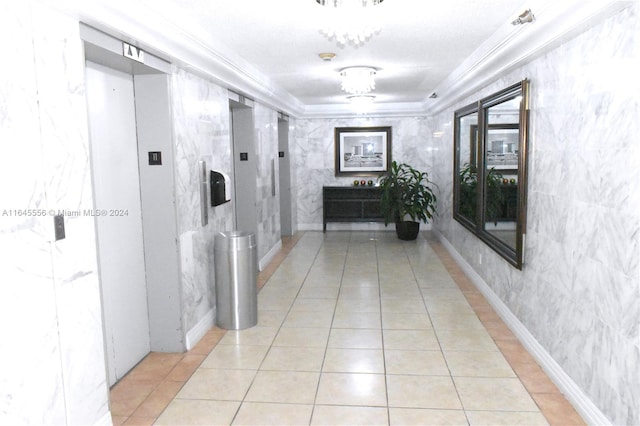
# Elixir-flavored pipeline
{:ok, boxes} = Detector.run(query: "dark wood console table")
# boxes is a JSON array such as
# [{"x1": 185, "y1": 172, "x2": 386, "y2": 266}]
[{"x1": 323, "y1": 186, "x2": 384, "y2": 232}]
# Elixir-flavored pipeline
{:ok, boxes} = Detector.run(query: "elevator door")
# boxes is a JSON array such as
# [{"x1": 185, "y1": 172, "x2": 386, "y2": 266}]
[
  {"x1": 85, "y1": 61, "x2": 150, "y2": 385},
  {"x1": 230, "y1": 104, "x2": 257, "y2": 237},
  {"x1": 278, "y1": 119, "x2": 292, "y2": 236}
]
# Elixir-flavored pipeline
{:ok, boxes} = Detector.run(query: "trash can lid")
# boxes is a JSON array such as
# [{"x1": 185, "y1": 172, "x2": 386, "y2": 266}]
[
  {"x1": 215, "y1": 231, "x2": 256, "y2": 251},
  {"x1": 218, "y1": 230, "x2": 253, "y2": 238}
]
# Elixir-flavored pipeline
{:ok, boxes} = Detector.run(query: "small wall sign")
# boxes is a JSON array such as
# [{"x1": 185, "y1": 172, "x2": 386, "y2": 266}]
[
  {"x1": 123, "y1": 42, "x2": 145, "y2": 63},
  {"x1": 148, "y1": 151, "x2": 162, "y2": 165}
]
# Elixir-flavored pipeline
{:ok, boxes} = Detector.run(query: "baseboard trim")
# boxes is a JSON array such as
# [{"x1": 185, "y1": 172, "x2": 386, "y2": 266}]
[
  {"x1": 298, "y1": 224, "x2": 323, "y2": 231},
  {"x1": 299, "y1": 223, "x2": 434, "y2": 232},
  {"x1": 433, "y1": 230, "x2": 611, "y2": 426},
  {"x1": 185, "y1": 307, "x2": 215, "y2": 351},
  {"x1": 259, "y1": 239, "x2": 282, "y2": 271}
]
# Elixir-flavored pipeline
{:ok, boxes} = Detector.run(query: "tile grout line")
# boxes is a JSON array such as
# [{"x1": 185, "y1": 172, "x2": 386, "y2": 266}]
[
  {"x1": 256, "y1": 232, "x2": 326, "y2": 424},
  {"x1": 308, "y1": 231, "x2": 349, "y2": 424},
  {"x1": 113, "y1": 231, "x2": 583, "y2": 425},
  {"x1": 409, "y1": 233, "x2": 473, "y2": 425},
  {"x1": 111, "y1": 233, "x2": 305, "y2": 426},
  {"x1": 373, "y1": 232, "x2": 392, "y2": 426},
  {"x1": 425, "y1": 232, "x2": 584, "y2": 425},
  {"x1": 224, "y1": 232, "x2": 308, "y2": 425}
]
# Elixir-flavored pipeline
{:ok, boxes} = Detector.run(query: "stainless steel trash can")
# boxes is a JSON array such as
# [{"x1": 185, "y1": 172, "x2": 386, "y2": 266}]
[{"x1": 214, "y1": 231, "x2": 258, "y2": 330}]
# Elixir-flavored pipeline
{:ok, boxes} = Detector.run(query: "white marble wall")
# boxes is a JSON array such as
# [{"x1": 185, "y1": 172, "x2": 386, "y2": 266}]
[
  {"x1": 431, "y1": 4, "x2": 640, "y2": 424},
  {"x1": 171, "y1": 82, "x2": 284, "y2": 333},
  {"x1": 288, "y1": 118, "x2": 300, "y2": 235},
  {"x1": 292, "y1": 116, "x2": 432, "y2": 229},
  {"x1": 0, "y1": 2, "x2": 109, "y2": 424},
  {"x1": 254, "y1": 103, "x2": 281, "y2": 260},
  {"x1": 170, "y1": 69, "x2": 234, "y2": 334}
]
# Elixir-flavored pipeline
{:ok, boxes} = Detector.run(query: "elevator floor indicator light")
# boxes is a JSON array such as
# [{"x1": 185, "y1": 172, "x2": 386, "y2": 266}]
[{"x1": 122, "y1": 42, "x2": 145, "y2": 63}]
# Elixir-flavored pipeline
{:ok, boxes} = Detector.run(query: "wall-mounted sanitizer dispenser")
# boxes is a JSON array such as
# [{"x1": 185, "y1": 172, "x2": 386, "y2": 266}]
[{"x1": 210, "y1": 171, "x2": 231, "y2": 206}]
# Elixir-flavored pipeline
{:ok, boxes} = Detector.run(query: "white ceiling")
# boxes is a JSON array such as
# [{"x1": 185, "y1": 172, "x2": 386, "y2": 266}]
[
  {"x1": 139, "y1": 0, "x2": 528, "y2": 106},
  {"x1": 66, "y1": 0, "x2": 629, "y2": 117}
]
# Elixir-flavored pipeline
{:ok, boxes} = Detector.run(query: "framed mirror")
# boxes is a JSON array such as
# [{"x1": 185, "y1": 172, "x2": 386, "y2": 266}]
[
  {"x1": 453, "y1": 104, "x2": 479, "y2": 229},
  {"x1": 453, "y1": 80, "x2": 530, "y2": 269}
]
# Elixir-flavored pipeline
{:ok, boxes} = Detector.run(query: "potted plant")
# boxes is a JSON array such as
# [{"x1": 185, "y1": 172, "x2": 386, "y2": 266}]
[{"x1": 378, "y1": 161, "x2": 438, "y2": 240}]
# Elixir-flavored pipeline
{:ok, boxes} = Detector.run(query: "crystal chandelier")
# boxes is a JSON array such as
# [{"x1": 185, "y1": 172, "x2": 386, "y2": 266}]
[
  {"x1": 340, "y1": 66, "x2": 376, "y2": 95},
  {"x1": 315, "y1": 0, "x2": 384, "y2": 46}
]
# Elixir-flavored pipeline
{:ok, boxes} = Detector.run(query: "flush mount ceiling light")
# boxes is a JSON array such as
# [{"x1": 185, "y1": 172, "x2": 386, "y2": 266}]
[
  {"x1": 315, "y1": 0, "x2": 384, "y2": 46},
  {"x1": 318, "y1": 52, "x2": 337, "y2": 61},
  {"x1": 340, "y1": 66, "x2": 377, "y2": 95}
]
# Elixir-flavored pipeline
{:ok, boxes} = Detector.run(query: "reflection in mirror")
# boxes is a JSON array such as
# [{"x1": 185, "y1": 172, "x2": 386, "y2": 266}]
[
  {"x1": 454, "y1": 107, "x2": 479, "y2": 227},
  {"x1": 453, "y1": 80, "x2": 529, "y2": 269},
  {"x1": 484, "y1": 121, "x2": 519, "y2": 248}
]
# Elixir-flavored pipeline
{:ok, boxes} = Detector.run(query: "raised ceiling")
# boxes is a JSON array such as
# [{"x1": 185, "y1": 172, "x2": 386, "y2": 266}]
[
  {"x1": 67, "y1": 0, "x2": 630, "y2": 117},
  {"x1": 144, "y1": 0, "x2": 526, "y2": 106}
]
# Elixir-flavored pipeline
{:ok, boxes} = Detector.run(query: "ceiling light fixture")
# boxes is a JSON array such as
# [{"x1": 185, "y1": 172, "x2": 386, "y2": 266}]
[
  {"x1": 315, "y1": 0, "x2": 384, "y2": 46},
  {"x1": 348, "y1": 95, "x2": 376, "y2": 113},
  {"x1": 511, "y1": 9, "x2": 535, "y2": 25},
  {"x1": 340, "y1": 66, "x2": 376, "y2": 95},
  {"x1": 318, "y1": 52, "x2": 336, "y2": 61},
  {"x1": 348, "y1": 94, "x2": 376, "y2": 104}
]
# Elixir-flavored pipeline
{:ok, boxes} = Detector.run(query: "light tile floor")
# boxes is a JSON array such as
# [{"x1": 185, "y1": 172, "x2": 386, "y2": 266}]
[{"x1": 111, "y1": 231, "x2": 585, "y2": 426}]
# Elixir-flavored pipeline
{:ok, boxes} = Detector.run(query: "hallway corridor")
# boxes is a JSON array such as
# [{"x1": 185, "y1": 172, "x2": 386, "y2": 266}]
[{"x1": 111, "y1": 232, "x2": 584, "y2": 425}]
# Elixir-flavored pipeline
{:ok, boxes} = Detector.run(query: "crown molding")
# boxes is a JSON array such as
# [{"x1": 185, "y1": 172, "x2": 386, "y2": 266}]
[
  {"x1": 44, "y1": 0, "x2": 635, "y2": 120},
  {"x1": 302, "y1": 101, "x2": 429, "y2": 119},
  {"x1": 45, "y1": 0, "x2": 306, "y2": 117},
  {"x1": 424, "y1": 0, "x2": 636, "y2": 115}
]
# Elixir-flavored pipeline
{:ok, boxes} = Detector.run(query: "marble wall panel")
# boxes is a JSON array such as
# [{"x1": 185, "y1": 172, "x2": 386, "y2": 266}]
[
  {"x1": 292, "y1": 116, "x2": 431, "y2": 228},
  {"x1": 431, "y1": 5, "x2": 640, "y2": 424},
  {"x1": 0, "y1": 1, "x2": 109, "y2": 424},
  {"x1": 254, "y1": 103, "x2": 281, "y2": 260},
  {"x1": 288, "y1": 118, "x2": 299, "y2": 234},
  {"x1": 170, "y1": 68, "x2": 234, "y2": 333}
]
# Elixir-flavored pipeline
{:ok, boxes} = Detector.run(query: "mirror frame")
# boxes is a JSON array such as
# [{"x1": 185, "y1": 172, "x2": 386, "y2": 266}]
[
  {"x1": 453, "y1": 79, "x2": 530, "y2": 269},
  {"x1": 453, "y1": 103, "x2": 479, "y2": 231}
]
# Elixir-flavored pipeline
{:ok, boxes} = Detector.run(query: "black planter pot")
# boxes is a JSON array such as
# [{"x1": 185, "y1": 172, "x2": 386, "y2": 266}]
[{"x1": 395, "y1": 221, "x2": 420, "y2": 240}]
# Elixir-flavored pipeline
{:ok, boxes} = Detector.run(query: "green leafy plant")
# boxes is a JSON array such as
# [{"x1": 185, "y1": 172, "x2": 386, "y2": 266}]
[
  {"x1": 458, "y1": 163, "x2": 478, "y2": 220},
  {"x1": 378, "y1": 161, "x2": 438, "y2": 225},
  {"x1": 485, "y1": 167, "x2": 505, "y2": 224},
  {"x1": 458, "y1": 162, "x2": 504, "y2": 224}
]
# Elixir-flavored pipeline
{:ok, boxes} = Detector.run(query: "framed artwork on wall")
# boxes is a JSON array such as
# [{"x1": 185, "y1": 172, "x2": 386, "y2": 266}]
[{"x1": 334, "y1": 126, "x2": 392, "y2": 177}]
